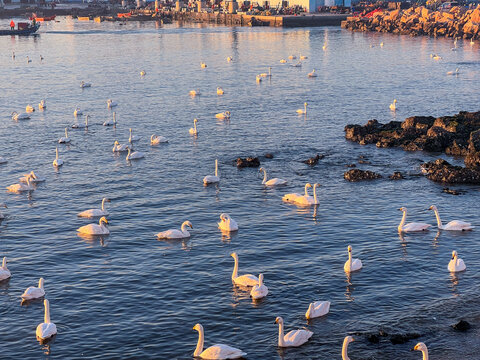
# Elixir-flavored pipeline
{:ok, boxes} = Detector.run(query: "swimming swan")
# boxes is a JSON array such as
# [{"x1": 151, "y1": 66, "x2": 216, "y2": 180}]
[
  {"x1": 26, "y1": 104, "x2": 35, "y2": 113},
  {"x1": 294, "y1": 183, "x2": 320, "y2": 205},
  {"x1": 189, "y1": 118, "x2": 198, "y2": 136},
  {"x1": 36, "y1": 299, "x2": 57, "y2": 341},
  {"x1": 259, "y1": 67, "x2": 272, "y2": 77},
  {"x1": 128, "y1": 128, "x2": 140, "y2": 142},
  {"x1": 20, "y1": 171, "x2": 45, "y2": 183},
  {"x1": 256, "y1": 75, "x2": 262, "y2": 83},
  {"x1": 38, "y1": 100, "x2": 46, "y2": 110},
  {"x1": 227, "y1": 56, "x2": 233, "y2": 62},
  {"x1": 447, "y1": 68, "x2": 460, "y2": 75},
  {"x1": 58, "y1": 128, "x2": 70, "y2": 143},
  {"x1": 72, "y1": 114, "x2": 89, "y2": 129},
  {"x1": 189, "y1": 90, "x2": 201, "y2": 96},
  {"x1": 74, "y1": 107, "x2": 83, "y2": 117},
  {"x1": 288, "y1": 55, "x2": 297, "y2": 60},
  {"x1": 140, "y1": 70, "x2": 146, "y2": 76},
  {"x1": 342, "y1": 336, "x2": 355, "y2": 360},
  {"x1": 126, "y1": 147, "x2": 145, "y2": 161},
  {"x1": 200, "y1": 62, "x2": 207, "y2": 68},
  {"x1": 448, "y1": 250, "x2": 466, "y2": 272},
  {"x1": 77, "y1": 216, "x2": 109, "y2": 235},
  {"x1": 282, "y1": 183, "x2": 311, "y2": 203},
  {"x1": 215, "y1": 111, "x2": 231, "y2": 119},
  {"x1": 413, "y1": 342, "x2": 429, "y2": 360},
  {"x1": 230, "y1": 252, "x2": 258, "y2": 287},
  {"x1": 21, "y1": 278, "x2": 45, "y2": 300},
  {"x1": 218, "y1": 213, "x2": 238, "y2": 232},
  {"x1": 203, "y1": 159, "x2": 220, "y2": 184},
  {"x1": 11, "y1": 111, "x2": 30, "y2": 120},
  {"x1": 7, "y1": 176, "x2": 34, "y2": 192},
  {"x1": 280, "y1": 59, "x2": 287, "y2": 63},
  {"x1": 0, "y1": 257, "x2": 11, "y2": 281},
  {"x1": 259, "y1": 167, "x2": 287, "y2": 186},
  {"x1": 250, "y1": 274, "x2": 268, "y2": 300},
  {"x1": 398, "y1": 207, "x2": 431, "y2": 232},
  {"x1": 389, "y1": 99, "x2": 397, "y2": 111},
  {"x1": 107, "y1": 99, "x2": 118, "y2": 108},
  {"x1": 308, "y1": 69, "x2": 317, "y2": 78},
  {"x1": 296, "y1": 102, "x2": 307, "y2": 114},
  {"x1": 104, "y1": 112, "x2": 117, "y2": 126},
  {"x1": 217, "y1": 87, "x2": 224, "y2": 95},
  {"x1": 275, "y1": 316, "x2": 313, "y2": 347},
  {"x1": 344, "y1": 245, "x2": 362, "y2": 273},
  {"x1": 193, "y1": 323, "x2": 246, "y2": 359},
  {"x1": 428, "y1": 205, "x2": 473, "y2": 231},
  {"x1": 156, "y1": 221, "x2": 193, "y2": 239},
  {"x1": 113, "y1": 140, "x2": 130, "y2": 152},
  {"x1": 77, "y1": 198, "x2": 110, "y2": 218},
  {"x1": 151, "y1": 134, "x2": 168, "y2": 145},
  {"x1": 305, "y1": 300, "x2": 330, "y2": 319},
  {"x1": 53, "y1": 147, "x2": 64, "y2": 167},
  {"x1": 80, "y1": 81, "x2": 91, "y2": 88}
]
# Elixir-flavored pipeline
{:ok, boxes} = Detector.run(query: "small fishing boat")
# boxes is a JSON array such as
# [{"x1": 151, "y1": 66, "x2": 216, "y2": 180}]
[{"x1": 0, "y1": 23, "x2": 40, "y2": 36}]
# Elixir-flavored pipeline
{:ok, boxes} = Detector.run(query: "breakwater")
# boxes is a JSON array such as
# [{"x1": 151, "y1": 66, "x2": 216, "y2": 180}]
[{"x1": 341, "y1": 5, "x2": 480, "y2": 39}]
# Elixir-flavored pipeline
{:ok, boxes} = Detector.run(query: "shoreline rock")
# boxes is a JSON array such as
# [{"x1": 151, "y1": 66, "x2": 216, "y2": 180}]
[
  {"x1": 344, "y1": 169, "x2": 382, "y2": 181},
  {"x1": 236, "y1": 157, "x2": 260, "y2": 168}
]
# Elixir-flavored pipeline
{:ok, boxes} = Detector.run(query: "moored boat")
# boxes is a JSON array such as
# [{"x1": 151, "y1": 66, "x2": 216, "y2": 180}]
[{"x1": 0, "y1": 23, "x2": 40, "y2": 36}]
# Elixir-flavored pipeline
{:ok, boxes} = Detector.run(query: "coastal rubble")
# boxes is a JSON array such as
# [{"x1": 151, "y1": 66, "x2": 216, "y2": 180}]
[{"x1": 344, "y1": 169, "x2": 382, "y2": 181}]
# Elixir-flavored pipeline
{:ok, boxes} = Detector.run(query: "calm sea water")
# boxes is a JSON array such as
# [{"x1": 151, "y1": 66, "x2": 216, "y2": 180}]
[{"x1": 1, "y1": 17, "x2": 480, "y2": 359}]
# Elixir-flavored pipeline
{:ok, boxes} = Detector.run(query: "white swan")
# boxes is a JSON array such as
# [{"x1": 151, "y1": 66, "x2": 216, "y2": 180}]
[
  {"x1": 296, "y1": 102, "x2": 307, "y2": 114},
  {"x1": 107, "y1": 99, "x2": 118, "y2": 108},
  {"x1": 38, "y1": 99, "x2": 46, "y2": 110},
  {"x1": 0, "y1": 203, "x2": 7, "y2": 220},
  {"x1": 275, "y1": 316, "x2": 313, "y2": 347},
  {"x1": 280, "y1": 59, "x2": 287, "y2": 63},
  {"x1": 77, "y1": 216, "x2": 109, "y2": 235},
  {"x1": 448, "y1": 250, "x2": 466, "y2": 272},
  {"x1": 20, "y1": 171, "x2": 45, "y2": 183},
  {"x1": 113, "y1": 140, "x2": 130, "y2": 152},
  {"x1": 104, "y1": 112, "x2": 117, "y2": 126},
  {"x1": 140, "y1": 70, "x2": 146, "y2": 76},
  {"x1": 322, "y1": 43, "x2": 327, "y2": 50},
  {"x1": 470, "y1": 38, "x2": 474, "y2": 45},
  {"x1": 380, "y1": 42, "x2": 384, "y2": 47},
  {"x1": 259, "y1": 167, "x2": 287, "y2": 186},
  {"x1": 288, "y1": 55, "x2": 297, "y2": 60},
  {"x1": 193, "y1": 323, "x2": 246, "y2": 359},
  {"x1": 215, "y1": 111, "x2": 231, "y2": 119},
  {"x1": 227, "y1": 56, "x2": 233, "y2": 62},
  {"x1": 0, "y1": 257, "x2": 11, "y2": 281},
  {"x1": 305, "y1": 300, "x2": 330, "y2": 319},
  {"x1": 36, "y1": 299, "x2": 57, "y2": 341},
  {"x1": 250, "y1": 274, "x2": 268, "y2": 300},
  {"x1": 428, "y1": 205, "x2": 473, "y2": 231},
  {"x1": 11, "y1": 111, "x2": 30, "y2": 121},
  {"x1": 7, "y1": 176, "x2": 34, "y2": 192},
  {"x1": 308, "y1": 69, "x2": 317, "y2": 78},
  {"x1": 291, "y1": 61, "x2": 302, "y2": 68},
  {"x1": 300, "y1": 55, "x2": 308, "y2": 60},
  {"x1": 27, "y1": 56, "x2": 32, "y2": 63},
  {"x1": 344, "y1": 245, "x2": 362, "y2": 273},
  {"x1": 230, "y1": 252, "x2": 258, "y2": 287},
  {"x1": 218, "y1": 213, "x2": 238, "y2": 232},
  {"x1": 398, "y1": 207, "x2": 431, "y2": 232},
  {"x1": 151, "y1": 134, "x2": 168, "y2": 145},
  {"x1": 189, "y1": 118, "x2": 198, "y2": 136},
  {"x1": 156, "y1": 220, "x2": 193, "y2": 239},
  {"x1": 201, "y1": 62, "x2": 207, "y2": 68},
  {"x1": 0, "y1": 157, "x2": 7, "y2": 164},
  {"x1": 203, "y1": 159, "x2": 220, "y2": 184},
  {"x1": 342, "y1": 336, "x2": 355, "y2": 360},
  {"x1": 72, "y1": 114, "x2": 89, "y2": 129},
  {"x1": 129, "y1": 128, "x2": 140, "y2": 143},
  {"x1": 217, "y1": 87, "x2": 224, "y2": 95},
  {"x1": 282, "y1": 183, "x2": 312, "y2": 203},
  {"x1": 447, "y1": 68, "x2": 460, "y2": 75},
  {"x1": 189, "y1": 90, "x2": 201, "y2": 96},
  {"x1": 26, "y1": 104, "x2": 35, "y2": 113},
  {"x1": 80, "y1": 81, "x2": 91, "y2": 88},
  {"x1": 126, "y1": 147, "x2": 145, "y2": 161},
  {"x1": 256, "y1": 75, "x2": 262, "y2": 83},
  {"x1": 260, "y1": 67, "x2": 272, "y2": 77},
  {"x1": 77, "y1": 198, "x2": 110, "y2": 218},
  {"x1": 58, "y1": 128, "x2": 71, "y2": 143},
  {"x1": 74, "y1": 107, "x2": 83, "y2": 117},
  {"x1": 21, "y1": 278, "x2": 45, "y2": 300},
  {"x1": 413, "y1": 342, "x2": 429, "y2": 360},
  {"x1": 53, "y1": 147, "x2": 64, "y2": 167},
  {"x1": 389, "y1": 99, "x2": 397, "y2": 111},
  {"x1": 294, "y1": 183, "x2": 319, "y2": 206}
]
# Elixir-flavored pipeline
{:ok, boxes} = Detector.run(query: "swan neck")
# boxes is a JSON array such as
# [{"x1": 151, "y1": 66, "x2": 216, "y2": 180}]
[
  {"x1": 278, "y1": 321, "x2": 285, "y2": 347},
  {"x1": 113, "y1": 112, "x2": 116, "y2": 122},
  {"x1": 313, "y1": 184, "x2": 317, "y2": 203},
  {"x1": 101, "y1": 198, "x2": 106, "y2": 211},
  {"x1": 44, "y1": 300, "x2": 51, "y2": 323},
  {"x1": 1, "y1": 257, "x2": 5, "y2": 268},
  {"x1": 65, "y1": 128, "x2": 68, "y2": 137},
  {"x1": 433, "y1": 208, "x2": 443, "y2": 228},
  {"x1": 194, "y1": 121, "x2": 197, "y2": 132},
  {"x1": 399, "y1": 210, "x2": 407, "y2": 231},
  {"x1": 342, "y1": 339, "x2": 350, "y2": 360},
  {"x1": 39, "y1": 278, "x2": 44, "y2": 289},
  {"x1": 422, "y1": 348, "x2": 429, "y2": 360},
  {"x1": 215, "y1": 159, "x2": 218, "y2": 177},
  {"x1": 259, "y1": 275, "x2": 263, "y2": 287},
  {"x1": 232, "y1": 256, "x2": 238, "y2": 280},
  {"x1": 262, "y1": 169, "x2": 267, "y2": 184},
  {"x1": 194, "y1": 327, "x2": 204, "y2": 357},
  {"x1": 55, "y1": 148, "x2": 59, "y2": 159},
  {"x1": 304, "y1": 184, "x2": 310, "y2": 196}
]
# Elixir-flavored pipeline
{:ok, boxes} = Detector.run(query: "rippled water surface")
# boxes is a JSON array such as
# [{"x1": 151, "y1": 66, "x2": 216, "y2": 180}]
[{"x1": 1, "y1": 18, "x2": 480, "y2": 359}]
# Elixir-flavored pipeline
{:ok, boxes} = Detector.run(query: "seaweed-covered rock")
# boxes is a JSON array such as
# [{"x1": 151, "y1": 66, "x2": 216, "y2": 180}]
[
  {"x1": 344, "y1": 169, "x2": 382, "y2": 181},
  {"x1": 236, "y1": 157, "x2": 260, "y2": 168},
  {"x1": 452, "y1": 320, "x2": 471, "y2": 332},
  {"x1": 303, "y1": 154, "x2": 324, "y2": 166},
  {"x1": 389, "y1": 171, "x2": 404, "y2": 180},
  {"x1": 421, "y1": 159, "x2": 480, "y2": 184},
  {"x1": 390, "y1": 333, "x2": 421, "y2": 345}
]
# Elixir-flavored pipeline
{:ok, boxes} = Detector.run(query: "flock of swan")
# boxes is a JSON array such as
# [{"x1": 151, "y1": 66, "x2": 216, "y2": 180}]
[{"x1": 3, "y1": 43, "x2": 475, "y2": 360}]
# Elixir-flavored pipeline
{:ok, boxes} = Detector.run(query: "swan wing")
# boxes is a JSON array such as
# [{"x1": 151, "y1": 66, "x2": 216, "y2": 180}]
[
  {"x1": 251, "y1": 284, "x2": 268, "y2": 299},
  {"x1": 0, "y1": 269, "x2": 11, "y2": 280},
  {"x1": 200, "y1": 344, "x2": 246, "y2": 359},
  {"x1": 293, "y1": 195, "x2": 314, "y2": 205},
  {"x1": 21, "y1": 287, "x2": 45, "y2": 299},
  {"x1": 266, "y1": 178, "x2": 287, "y2": 186},
  {"x1": 352, "y1": 259, "x2": 363, "y2": 271},
  {"x1": 234, "y1": 274, "x2": 259, "y2": 287},
  {"x1": 156, "y1": 229, "x2": 186, "y2": 239},
  {"x1": 204, "y1": 175, "x2": 220, "y2": 184},
  {"x1": 284, "y1": 329, "x2": 313, "y2": 347},
  {"x1": 77, "y1": 209, "x2": 108, "y2": 218},
  {"x1": 444, "y1": 220, "x2": 473, "y2": 230},
  {"x1": 403, "y1": 222, "x2": 431, "y2": 232},
  {"x1": 312, "y1": 301, "x2": 330, "y2": 317},
  {"x1": 36, "y1": 322, "x2": 57, "y2": 340},
  {"x1": 77, "y1": 224, "x2": 109, "y2": 235},
  {"x1": 282, "y1": 193, "x2": 301, "y2": 203}
]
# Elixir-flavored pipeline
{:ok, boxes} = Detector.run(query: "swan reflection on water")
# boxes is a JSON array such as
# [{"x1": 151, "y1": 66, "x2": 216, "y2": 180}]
[
  {"x1": 157, "y1": 237, "x2": 192, "y2": 251},
  {"x1": 344, "y1": 272, "x2": 355, "y2": 302},
  {"x1": 220, "y1": 229, "x2": 238, "y2": 243},
  {"x1": 77, "y1": 233, "x2": 110, "y2": 247}
]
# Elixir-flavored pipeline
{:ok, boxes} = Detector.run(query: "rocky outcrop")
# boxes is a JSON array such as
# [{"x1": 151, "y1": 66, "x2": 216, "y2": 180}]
[
  {"x1": 342, "y1": 5, "x2": 480, "y2": 40},
  {"x1": 344, "y1": 169, "x2": 382, "y2": 181},
  {"x1": 452, "y1": 320, "x2": 471, "y2": 332},
  {"x1": 421, "y1": 159, "x2": 480, "y2": 184},
  {"x1": 345, "y1": 111, "x2": 480, "y2": 171},
  {"x1": 389, "y1": 171, "x2": 404, "y2": 180},
  {"x1": 303, "y1": 154, "x2": 324, "y2": 166},
  {"x1": 236, "y1": 157, "x2": 260, "y2": 168}
]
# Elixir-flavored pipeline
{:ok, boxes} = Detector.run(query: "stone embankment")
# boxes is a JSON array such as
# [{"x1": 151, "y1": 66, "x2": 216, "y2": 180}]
[
  {"x1": 344, "y1": 111, "x2": 480, "y2": 184},
  {"x1": 342, "y1": 5, "x2": 480, "y2": 39}
]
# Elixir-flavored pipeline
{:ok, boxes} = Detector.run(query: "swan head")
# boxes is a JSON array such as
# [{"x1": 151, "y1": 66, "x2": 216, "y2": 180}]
[
  {"x1": 344, "y1": 336, "x2": 354, "y2": 344},
  {"x1": 226, "y1": 111, "x2": 231, "y2": 116},
  {"x1": 114, "y1": 140, "x2": 119, "y2": 145},
  {"x1": 182, "y1": 220, "x2": 193, "y2": 229},
  {"x1": 398, "y1": 207, "x2": 407, "y2": 212},
  {"x1": 1, "y1": 257, "x2": 6, "y2": 268},
  {"x1": 274, "y1": 316, "x2": 284, "y2": 324},
  {"x1": 452, "y1": 250, "x2": 457, "y2": 260},
  {"x1": 99, "y1": 217, "x2": 108, "y2": 226},
  {"x1": 348, "y1": 245, "x2": 352, "y2": 252},
  {"x1": 428, "y1": 205, "x2": 437, "y2": 211},
  {"x1": 219, "y1": 213, "x2": 229, "y2": 221},
  {"x1": 103, "y1": 198, "x2": 110, "y2": 203},
  {"x1": 394, "y1": 99, "x2": 397, "y2": 103},
  {"x1": 193, "y1": 323, "x2": 203, "y2": 332},
  {"x1": 39, "y1": 277, "x2": 44, "y2": 289},
  {"x1": 413, "y1": 342, "x2": 428, "y2": 353},
  {"x1": 306, "y1": 183, "x2": 312, "y2": 188},
  {"x1": 304, "y1": 102, "x2": 308, "y2": 106},
  {"x1": 194, "y1": 118, "x2": 198, "y2": 123},
  {"x1": 230, "y1": 252, "x2": 238, "y2": 260}
]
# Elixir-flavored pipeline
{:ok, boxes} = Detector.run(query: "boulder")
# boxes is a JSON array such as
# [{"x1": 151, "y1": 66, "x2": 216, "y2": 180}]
[
  {"x1": 421, "y1": 159, "x2": 480, "y2": 184},
  {"x1": 389, "y1": 171, "x2": 404, "y2": 180},
  {"x1": 344, "y1": 169, "x2": 382, "y2": 181},
  {"x1": 452, "y1": 320, "x2": 471, "y2": 332},
  {"x1": 236, "y1": 157, "x2": 260, "y2": 168},
  {"x1": 303, "y1": 154, "x2": 324, "y2": 166}
]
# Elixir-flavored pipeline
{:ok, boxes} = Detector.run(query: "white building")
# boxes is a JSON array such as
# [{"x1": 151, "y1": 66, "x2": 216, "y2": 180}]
[{"x1": 256, "y1": 0, "x2": 350, "y2": 12}]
